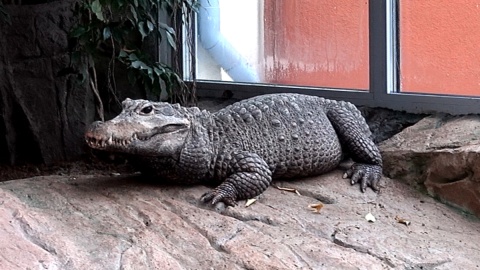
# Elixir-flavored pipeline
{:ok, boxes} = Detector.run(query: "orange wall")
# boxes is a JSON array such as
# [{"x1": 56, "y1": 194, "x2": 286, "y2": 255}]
[
  {"x1": 263, "y1": 0, "x2": 369, "y2": 90},
  {"x1": 400, "y1": 0, "x2": 480, "y2": 96},
  {"x1": 264, "y1": 1, "x2": 480, "y2": 96}
]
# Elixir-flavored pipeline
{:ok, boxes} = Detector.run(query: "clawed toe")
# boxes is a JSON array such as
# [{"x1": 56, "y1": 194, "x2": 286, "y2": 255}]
[
  {"x1": 200, "y1": 191, "x2": 215, "y2": 203},
  {"x1": 201, "y1": 190, "x2": 237, "y2": 207},
  {"x1": 344, "y1": 163, "x2": 382, "y2": 192}
]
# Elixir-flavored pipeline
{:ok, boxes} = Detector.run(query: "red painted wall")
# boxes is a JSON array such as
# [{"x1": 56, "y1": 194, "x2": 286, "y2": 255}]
[
  {"x1": 264, "y1": 0, "x2": 480, "y2": 96},
  {"x1": 400, "y1": 0, "x2": 480, "y2": 96},
  {"x1": 263, "y1": 0, "x2": 370, "y2": 90}
]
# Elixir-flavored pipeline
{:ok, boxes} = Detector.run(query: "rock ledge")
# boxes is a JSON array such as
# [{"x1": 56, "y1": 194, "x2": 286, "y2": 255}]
[{"x1": 1, "y1": 171, "x2": 479, "y2": 269}]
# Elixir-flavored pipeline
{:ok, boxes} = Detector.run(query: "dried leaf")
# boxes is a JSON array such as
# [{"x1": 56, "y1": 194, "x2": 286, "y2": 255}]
[
  {"x1": 395, "y1": 216, "x2": 411, "y2": 226},
  {"x1": 365, "y1": 212, "x2": 376, "y2": 222},
  {"x1": 245, "y1": 198, "x2": 257, "y2": 207},
  {"x1": 276, "y1": 186, "x2": 301, "y2": 195},
  {"x1": 308, "y1": 203, "x2": 324, "y2": 213}
]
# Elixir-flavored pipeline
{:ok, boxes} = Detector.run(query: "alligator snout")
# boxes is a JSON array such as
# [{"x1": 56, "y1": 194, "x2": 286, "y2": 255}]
[
  {"x1": 85, "y1": 121, "x2": 110, "y2": 149},
  {"x1": 85, "y1": 120, "x2": 139, "y2": 149}
]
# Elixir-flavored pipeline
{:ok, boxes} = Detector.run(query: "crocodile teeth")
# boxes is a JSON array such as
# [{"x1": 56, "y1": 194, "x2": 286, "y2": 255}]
[{"x1": 85, "y1": 134, "x2": 137, "y2": 148}]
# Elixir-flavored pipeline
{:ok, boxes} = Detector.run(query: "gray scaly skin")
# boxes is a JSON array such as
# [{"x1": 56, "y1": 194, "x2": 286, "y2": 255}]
[{"x1": 85, "y1": 93, "x2": 383, "y2": 206}]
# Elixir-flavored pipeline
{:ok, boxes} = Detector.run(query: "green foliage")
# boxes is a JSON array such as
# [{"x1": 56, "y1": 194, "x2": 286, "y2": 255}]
[
  {"x1": 0, "y1": 2, "x2": 12, "y2": 25},
  {"x1": 70, "y1": 0, "x2": 199, "y2": 106}
]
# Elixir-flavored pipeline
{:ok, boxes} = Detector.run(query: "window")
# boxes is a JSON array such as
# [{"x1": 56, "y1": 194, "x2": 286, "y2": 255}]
[
  {"x1": 184, "y1": 0, "x2": 480, "y2": 114},
  {"x1": 399, "y1": 0, "x2": 480, "y2": 96},
  {"x1": 264, "y1": 1, "x2": 369, "y2": 90},
  {"x1": 196, "y1": 0, "x2": 369, "y2": 90}
]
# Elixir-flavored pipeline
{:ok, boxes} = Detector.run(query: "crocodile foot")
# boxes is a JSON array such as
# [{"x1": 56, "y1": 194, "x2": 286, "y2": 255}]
[
  {"x1": 201, "y1": 188, "x2": 238, "y2": 207},
  {"x1": 343, "y1": 163, "x2": 382, "y2": 192}
]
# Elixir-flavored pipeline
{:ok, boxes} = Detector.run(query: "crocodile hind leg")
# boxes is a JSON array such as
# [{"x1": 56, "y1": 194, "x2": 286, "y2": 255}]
[
  {"x1": 326, "y1": 107, "x2": 383, "y2": 192},
  {"x1": 201, "y1": 152, "x2": 272, "y2": 206}
]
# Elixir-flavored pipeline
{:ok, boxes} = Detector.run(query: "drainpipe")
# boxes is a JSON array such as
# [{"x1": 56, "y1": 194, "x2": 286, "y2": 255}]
[{"x1": 198, "y1": 0, "x2": 259, "y2": 82}]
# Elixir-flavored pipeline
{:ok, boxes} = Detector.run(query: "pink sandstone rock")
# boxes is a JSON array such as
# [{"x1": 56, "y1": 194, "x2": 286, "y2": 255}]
[
  {"x1": 380, "y1": 114, "x2": 480, "y2": 217},
  {"x1": 0, "y1": 169, "x2": 479, "y2": 269}
]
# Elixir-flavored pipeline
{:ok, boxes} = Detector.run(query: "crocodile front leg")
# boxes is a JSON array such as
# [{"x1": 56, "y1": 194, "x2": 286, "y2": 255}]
[
  {"x1": 201, "y1": 152, "x2": 272, "y2": 206},
  {"x1": 327, "y1": 107, "x2": 383, "y2": 192}
]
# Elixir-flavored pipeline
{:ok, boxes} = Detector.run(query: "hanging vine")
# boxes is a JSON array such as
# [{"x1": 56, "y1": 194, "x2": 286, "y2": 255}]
[{"x1": 70, "y1": 0, "x2": 199, "y2": 120}]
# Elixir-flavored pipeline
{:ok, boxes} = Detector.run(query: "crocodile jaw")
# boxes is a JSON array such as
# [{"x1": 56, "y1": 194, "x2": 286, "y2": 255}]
[{"x1": 85, "y1": 119, "x2": 190, "y2": 157}]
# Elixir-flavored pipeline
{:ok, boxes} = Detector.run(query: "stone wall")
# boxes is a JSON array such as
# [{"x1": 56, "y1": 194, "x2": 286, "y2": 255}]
[
  {"x1": 0, "y1": 1, "x2": 171, "y2": 165},
  {"x1": 0, "y1": 1, "x2": 93, "y2": 165}
]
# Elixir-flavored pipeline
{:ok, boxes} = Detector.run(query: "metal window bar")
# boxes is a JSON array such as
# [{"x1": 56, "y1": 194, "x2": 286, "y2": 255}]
[{"x1": 181, "y1": 0, "x2": 480, "y2": 115}]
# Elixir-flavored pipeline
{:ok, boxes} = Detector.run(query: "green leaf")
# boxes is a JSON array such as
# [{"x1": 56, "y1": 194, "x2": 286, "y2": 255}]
[
  {"x1": 165, "y1": 31, "x2": 176, "y2": 50},
  {"x1": 172, "y1": 73, "x2": 183, "y2": 84},
  {"x1": 0, "y1": 4, "x2": 12, "y2": 25},
  {"x1": 138, "y1": 21, "x2": 148, "y2": 40},
  {"x1": 147, "y1": 20, "x2": 154, "y2": 32},
  {"x1": 91, "y1": 0, "x2": 105, "y2": 21},
  {"x1": 160, "y1": 72, "x2": 171, "y2": 86},
  {"x1": 70, "y1": 26, "x2": 88, "y2": 38},
  {"x1": 118, "y1": 50, "x2": 128, "y2": 58},
  {"x1": 158, "y1": 23, "x2": 176, "y2": 49},
  {"x1": 129, "y1": 4, "x2": 138, "y2": 23},
  {"x1": 103, "y1": 27, "x2": 112, "y2": 40},
  {"x1": 131, "y1": 60, "x2": 149, "y2": 70},
  {"x1": 158, "y1": 22, "x2": 175, "y2": 35},
  {"x1": 154, "y1": 66, "x2": 165, "y2": 76},
  {"x1": 128, "y1": 53, "x2": 139, "y2": 61},
  {"x1": 146, "y1": 12, "x2": 156, "y2": 24},
  {"x1": 116, "y1": 0, "x2": 125, "y2": 8},
  {"x1": 131, "y1": 60, "x2": 142, "y2": 68},
  {"x1": 147, "y1": 67, "x2": 154, "y2": 82}
]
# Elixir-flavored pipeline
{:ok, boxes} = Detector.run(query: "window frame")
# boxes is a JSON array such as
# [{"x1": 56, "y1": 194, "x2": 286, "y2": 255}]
[{"x1": 182, "y1": 0, "x2": 480, "y2": 115}]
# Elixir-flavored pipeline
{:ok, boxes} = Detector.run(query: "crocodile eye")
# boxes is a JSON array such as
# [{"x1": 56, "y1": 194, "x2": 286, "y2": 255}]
[{"x1": 140, "y1": 105, "x2": 153, "y2": 115}]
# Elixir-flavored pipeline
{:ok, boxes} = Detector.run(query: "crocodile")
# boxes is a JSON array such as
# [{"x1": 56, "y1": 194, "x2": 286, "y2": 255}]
[{"x1": 85, "y1": 93, "x2": 383, "y2": 206}]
